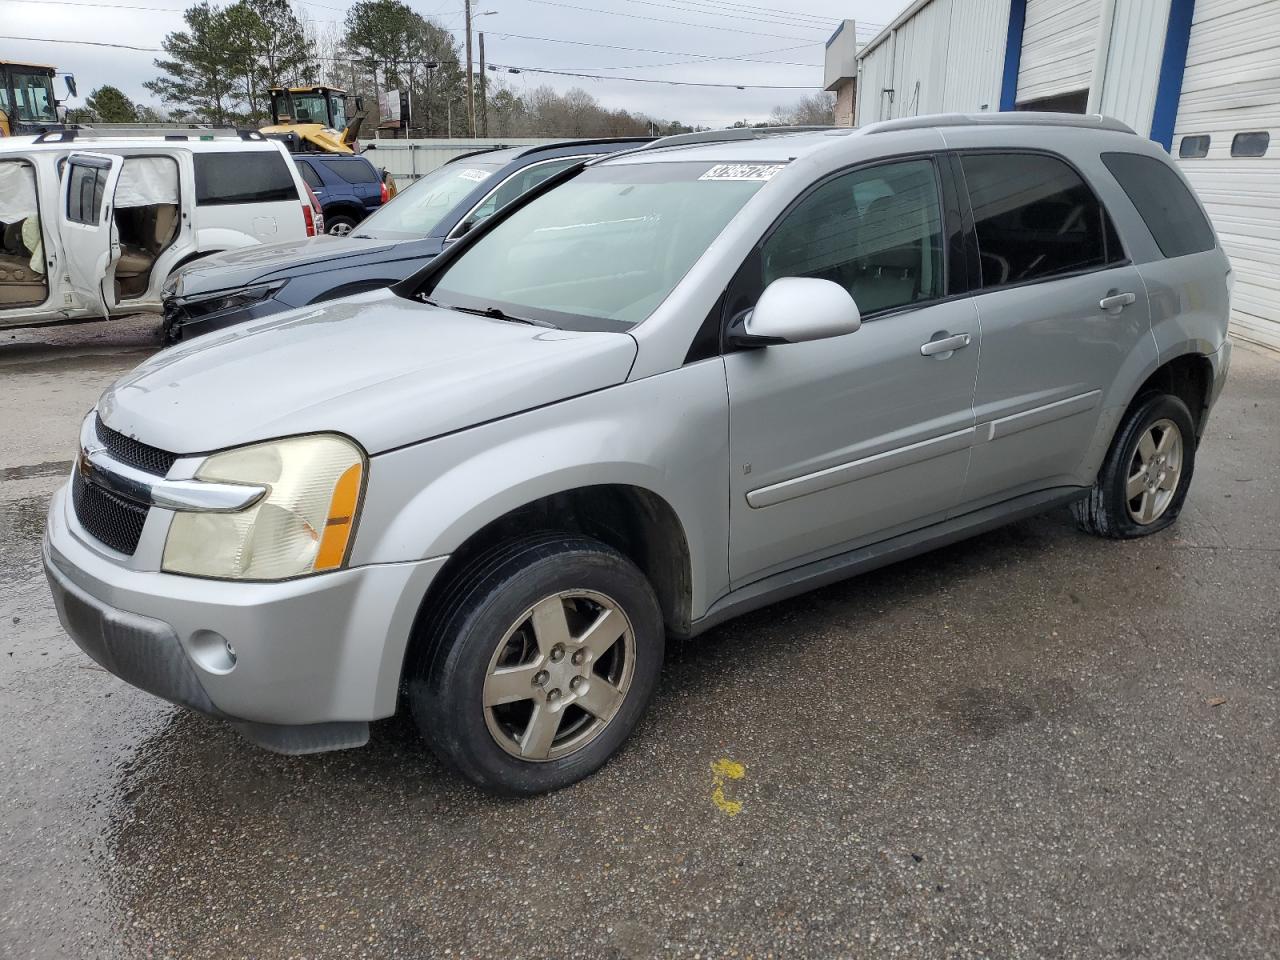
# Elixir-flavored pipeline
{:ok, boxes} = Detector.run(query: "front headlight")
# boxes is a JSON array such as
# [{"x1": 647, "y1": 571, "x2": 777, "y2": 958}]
[
  {"x1": 162, "y1": 434, "x2": 365, "y2": 580},
  {"x1": 175, "y1": 281, "x2": 286, "y2": 318}
]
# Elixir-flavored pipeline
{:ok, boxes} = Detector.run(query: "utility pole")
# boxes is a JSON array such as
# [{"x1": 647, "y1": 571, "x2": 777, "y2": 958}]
[
  {"x1": 479, "y1": 32, "x2": 488, "y2": 137},
  {"x1": 465, "y1": 0, "x2": 476, "y2": 138}
]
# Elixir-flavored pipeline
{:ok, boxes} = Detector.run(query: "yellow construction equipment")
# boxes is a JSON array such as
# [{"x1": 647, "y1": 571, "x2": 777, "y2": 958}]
[
  {"x1": 260, "y1": 85, "x2": 366, "y2": 154},
  {"x1": 0, "y1": 61, "x2": 68, "y2": 137}
]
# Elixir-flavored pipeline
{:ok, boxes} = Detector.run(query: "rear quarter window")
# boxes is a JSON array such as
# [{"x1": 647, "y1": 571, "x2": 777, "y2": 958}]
[
  {"x1": 295, "y1": 160, "x2": 323, "y2": 189},
  {"x1": 322, "y1": 158, "x2": 380, "y2": 184},
  {"x1": 195, "y1": 151, "x2": 298, "y2": 206},
  {"x1": 1101, "y1": 152, "x2": 1215, "y2": 259}
]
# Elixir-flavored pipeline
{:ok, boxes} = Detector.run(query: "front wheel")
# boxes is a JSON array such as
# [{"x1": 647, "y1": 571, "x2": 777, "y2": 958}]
[
  {"x1": 1073, "y1": 393, "x2": 1197, "y2": 539},
  {"x1": 408, "y1": 535, "x2": 665, "y2": 795}
]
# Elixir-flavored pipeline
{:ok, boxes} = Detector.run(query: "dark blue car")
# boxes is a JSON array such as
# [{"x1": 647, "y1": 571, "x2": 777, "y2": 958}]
[
  {"x1": 293, "y1": 154, "x2": 389, "y2": 236},
  {"x1": 164, "y1": 138, "x2": 650, "y2": 341}
]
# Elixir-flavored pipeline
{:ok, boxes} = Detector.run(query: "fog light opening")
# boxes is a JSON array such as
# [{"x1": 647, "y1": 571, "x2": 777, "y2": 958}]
[{"x1": 189, "y1": 629, "x2": 238, "y2": 674}]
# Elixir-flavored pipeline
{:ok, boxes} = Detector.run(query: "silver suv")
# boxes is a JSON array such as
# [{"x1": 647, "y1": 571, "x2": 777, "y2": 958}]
[{"x1": 44, "y1": 115, "x2": 1231, "y2": 794}]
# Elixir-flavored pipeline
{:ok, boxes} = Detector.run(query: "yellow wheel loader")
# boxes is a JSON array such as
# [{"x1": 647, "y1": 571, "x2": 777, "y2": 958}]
[
  {"x1": 260, "y1": 85, "x2": 366, "y2": 154},
  {"x1": 0, "y1": 62, "x2": 68, "y2": 138}
]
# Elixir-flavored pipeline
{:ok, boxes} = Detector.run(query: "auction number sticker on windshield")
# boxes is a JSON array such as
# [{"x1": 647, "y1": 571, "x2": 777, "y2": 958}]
[
  {"x1": 457, "y1": 168, "x2": 493, "y2": 182},
  {"x1": 699, "y1": 163, "x2": 787, "y2": 182}
]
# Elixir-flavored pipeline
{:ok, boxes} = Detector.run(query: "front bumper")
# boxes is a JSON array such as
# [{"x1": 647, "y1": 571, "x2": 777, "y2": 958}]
[{"x1": 44, "y1": 486, "x2": 446, "y2": 753}]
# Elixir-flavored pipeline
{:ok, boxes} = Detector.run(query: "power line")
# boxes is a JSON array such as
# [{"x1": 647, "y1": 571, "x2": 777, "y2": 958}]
[
  {"x1": 487, "y1": 62, "x2": 818, "y2": 89},
  {"x1": 484, "y1": 32, "x2": 821, "y2": 67},
  {"x1": 523, "y1": 0, "x2": 826, "y2": 42},
  {"x1": 575, "y1": 0, "x2": 835, "y2": 35},
  {"x1": 644, "y1": 0, "x2": 882, "y2": 27},
  {"x1": 9, "y1": 0, "x2": 185, "y2": 10},
  {"x1": 0, "y1": 34, "x2": 821, "y2": 87},
  {"x1": 1, "y1": 34, "x2": 161, "y2": 51},
  {"x1": 611, "y1": 0, "x2": 837, "y2": 32}
]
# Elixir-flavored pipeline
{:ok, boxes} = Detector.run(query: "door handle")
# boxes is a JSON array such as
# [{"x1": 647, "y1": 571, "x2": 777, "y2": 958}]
[
  {"x1": 920, "y1": 332, "x2": 971, "y2": 357},
  {"x1": 1099, "y1": 292, "x2": 1137, "y2": 312}
]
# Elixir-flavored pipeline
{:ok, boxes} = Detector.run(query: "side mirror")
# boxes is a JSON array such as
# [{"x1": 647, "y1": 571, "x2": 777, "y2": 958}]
[{"x1": 736, "y1": 276, "x2": 861, "y2": 346}]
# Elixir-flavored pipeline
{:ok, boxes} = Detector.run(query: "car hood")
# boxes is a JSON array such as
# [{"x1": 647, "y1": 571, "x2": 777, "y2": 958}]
[
  {"x1": 98, "y1": 289, "x2": 638, "y2": 455},
  {"x1": 175, "y1": 235, "x2": 401, "y2": 295}
]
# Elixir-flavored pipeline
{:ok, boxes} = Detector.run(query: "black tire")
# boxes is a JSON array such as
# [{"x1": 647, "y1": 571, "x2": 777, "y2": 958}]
[
  {"x1": 407, "y1": 534, "x2": 664, "y2": 795},
  {"x1": 325, "y1": 214, "x2": 359, "y2": 236},
  {"x1": 1073, "y1": 392, "x2": 1197, "y2": 539}
]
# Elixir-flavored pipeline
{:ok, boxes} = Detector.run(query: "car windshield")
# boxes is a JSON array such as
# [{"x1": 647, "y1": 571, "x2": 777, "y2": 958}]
[
  {"x1": 10, "y1": 71, "x2": 57, "y2": 123},
  {"x1": 358, "y1": 160, "x2": 506, "y2": 238},
  {"x1": 424, "y1": 160, "x2": 773, "y2": 332}
]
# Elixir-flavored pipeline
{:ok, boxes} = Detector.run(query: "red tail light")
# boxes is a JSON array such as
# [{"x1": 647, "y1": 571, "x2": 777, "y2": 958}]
[
  {"x1": 302, "y1": 182, "x2": 324, "y2": 237},
  {"x1": 379, "y1": 180, "x2": 390, "y2": 205}
]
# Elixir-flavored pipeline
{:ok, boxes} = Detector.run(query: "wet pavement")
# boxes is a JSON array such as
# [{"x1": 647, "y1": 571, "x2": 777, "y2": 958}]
[{"x1": 2, "y1": 321, "x2": 1278, "y2": 959}]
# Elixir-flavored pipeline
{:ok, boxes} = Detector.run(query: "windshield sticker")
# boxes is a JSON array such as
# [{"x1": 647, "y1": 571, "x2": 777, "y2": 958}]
[
  {"x1": 698, "y1": 163, "x2": 787, "y2": 182},
  {"x1": 456, "y1": 168, "x2": 493, "y2": 182}
]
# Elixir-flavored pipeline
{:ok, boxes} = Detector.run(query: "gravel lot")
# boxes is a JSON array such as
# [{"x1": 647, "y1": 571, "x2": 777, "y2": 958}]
[{"x1": 1, "y1": 317, "x2": 1277, "y2": 959}]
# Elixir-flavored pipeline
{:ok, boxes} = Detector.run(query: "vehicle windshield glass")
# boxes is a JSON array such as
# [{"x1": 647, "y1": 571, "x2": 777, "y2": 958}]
[
  {"x1": 10, "y1": 71, "x2": 57, "y2": 123},
  {"x1": 358, "y1": 159, "x2": 506, "y2": 238},
  {"x1": 292, "y1": 92, "x2": 331, "y2": 125},
  {"x1": 425, "y1": 160, "x2": 772, "y2": 332}
]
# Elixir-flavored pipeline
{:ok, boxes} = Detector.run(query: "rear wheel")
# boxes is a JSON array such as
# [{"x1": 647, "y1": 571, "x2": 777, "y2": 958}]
[
  {"x1": 408, "y1": 535, "x2": 664, "y2": 795},
  {"x1": 326, "y1": 214, "x2": 358, "y2": 236},
  {"x1": 1073, "y1": 393, "x2": 1197, "y2": 539}
]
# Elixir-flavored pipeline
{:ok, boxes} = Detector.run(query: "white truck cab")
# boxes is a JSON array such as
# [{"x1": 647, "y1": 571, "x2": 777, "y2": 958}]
[{"x1": 0, "y1": 130, "x2": 318, "y2": 327}]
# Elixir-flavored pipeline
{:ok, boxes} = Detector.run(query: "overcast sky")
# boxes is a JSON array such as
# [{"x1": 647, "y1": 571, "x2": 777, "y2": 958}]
[{"x1": 5, "y1": 0, "x2": 905, "y2": 127}]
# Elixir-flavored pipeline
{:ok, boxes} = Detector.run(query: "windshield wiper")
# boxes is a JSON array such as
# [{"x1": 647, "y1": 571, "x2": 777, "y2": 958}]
[{"x1": 448, "y1": 304, "x2": 558, "y2": 328}]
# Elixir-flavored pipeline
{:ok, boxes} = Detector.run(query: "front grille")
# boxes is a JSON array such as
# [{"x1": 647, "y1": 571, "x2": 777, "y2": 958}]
[
  {"x1": 72, "y1": 470, "x2": 148, "y2": 556},
  {"x1": 95, "y1": 415, "x2": 177, "y2": 477}
]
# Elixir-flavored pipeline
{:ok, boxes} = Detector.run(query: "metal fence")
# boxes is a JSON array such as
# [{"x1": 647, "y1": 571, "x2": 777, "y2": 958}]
[{"x1": 360, "y1": 138, "x2": 560, "y2": 185}]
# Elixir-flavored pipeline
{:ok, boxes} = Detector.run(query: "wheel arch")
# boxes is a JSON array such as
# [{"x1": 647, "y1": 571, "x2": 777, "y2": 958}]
[
  {"x1": 320, "y1": 201, "x2": 365, "y2": 224},
  {"x1": 1127, "y1": 348, "x2": 1214, "y2": 438},
  {"x1": 415, "y1": 482, "x2": 694, "y2": 637}
]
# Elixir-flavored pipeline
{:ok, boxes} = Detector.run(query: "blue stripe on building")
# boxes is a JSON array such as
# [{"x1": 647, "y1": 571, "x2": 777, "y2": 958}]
[
  {"x1": 998, "y1": 0, "x2": 1028, "y2": 111},
  {"x1": 1151, "y1": 0, "x2": 1197, "y2": 150}
]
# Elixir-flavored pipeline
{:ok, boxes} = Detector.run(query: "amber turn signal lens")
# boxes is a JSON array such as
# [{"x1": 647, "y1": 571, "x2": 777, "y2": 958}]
[{"x1": 315, "y1": 462, "x2": 363, "y2": 571}]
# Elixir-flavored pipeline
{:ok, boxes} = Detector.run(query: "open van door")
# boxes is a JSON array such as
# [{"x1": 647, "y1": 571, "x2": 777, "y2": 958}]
[{"x1": 57, "y1": 151, "x2": 124, "y2": 317}]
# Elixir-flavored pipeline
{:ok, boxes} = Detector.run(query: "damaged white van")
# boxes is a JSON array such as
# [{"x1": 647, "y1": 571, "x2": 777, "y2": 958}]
[{"x1": 0, "y1": 130, "x2": 320, "y2": 327}]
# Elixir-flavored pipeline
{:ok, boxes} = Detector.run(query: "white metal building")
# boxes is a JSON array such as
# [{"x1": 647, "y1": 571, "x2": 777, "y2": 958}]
[{"x1": 834, "y1": 0, "x2": 1280, "y2": 350}]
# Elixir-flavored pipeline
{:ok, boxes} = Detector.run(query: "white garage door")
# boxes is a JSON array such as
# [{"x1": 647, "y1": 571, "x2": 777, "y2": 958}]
[
  {"x1": 1173, "y1": 0, "x2": 1280, "y2": 350},
  {"x1": 1017, "y1": 0, "x2": 1102, "y2": 105}
]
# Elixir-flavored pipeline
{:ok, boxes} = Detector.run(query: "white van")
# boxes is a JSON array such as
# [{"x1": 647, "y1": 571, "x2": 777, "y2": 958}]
[{"x1": 0, "y1": 130, "x2": 320, "y2": 327}]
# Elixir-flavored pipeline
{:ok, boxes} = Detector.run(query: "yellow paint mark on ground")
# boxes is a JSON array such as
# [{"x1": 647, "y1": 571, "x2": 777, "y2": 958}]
[{"x1": 710, "y1": 758, "x2": 745, "y2": 816}]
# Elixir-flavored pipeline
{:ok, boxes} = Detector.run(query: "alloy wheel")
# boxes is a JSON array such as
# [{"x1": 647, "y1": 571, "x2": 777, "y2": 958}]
[
  {"x1": 482, "y1": 590, "x2": 635, "y2": 762},
  {"x1": 1126, "y1": 418, "x2": 1183, "y2": 525}
]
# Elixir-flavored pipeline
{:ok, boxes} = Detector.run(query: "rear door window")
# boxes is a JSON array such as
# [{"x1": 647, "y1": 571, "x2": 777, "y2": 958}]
[
  {"x1": 66, "y1": 161, "x2": 107, "y2": 224},
  {"x1": 960, "y1": 152, "x2": 1123, "y2": 288},
  {"x1": 1102, "y1": 152, "x2": 1215, "y2": 259},
  {"x1": 194, "y1": 151, "x2": 297, "y2": 205}
]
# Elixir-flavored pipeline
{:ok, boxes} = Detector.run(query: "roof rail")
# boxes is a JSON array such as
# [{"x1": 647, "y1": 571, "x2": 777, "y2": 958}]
[
  {"x1": 642, "y1": 125, "x2": 839, "y2": 151},
  {"x1": 32, "y1": 129, "x2": 77, "y2": 144},
  {"x1": 42, "y1": 124, "x2": 267, "y2": 142},
  {"x1": 861, "y1": 112, "x2": 1137, "y2": 136}
]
